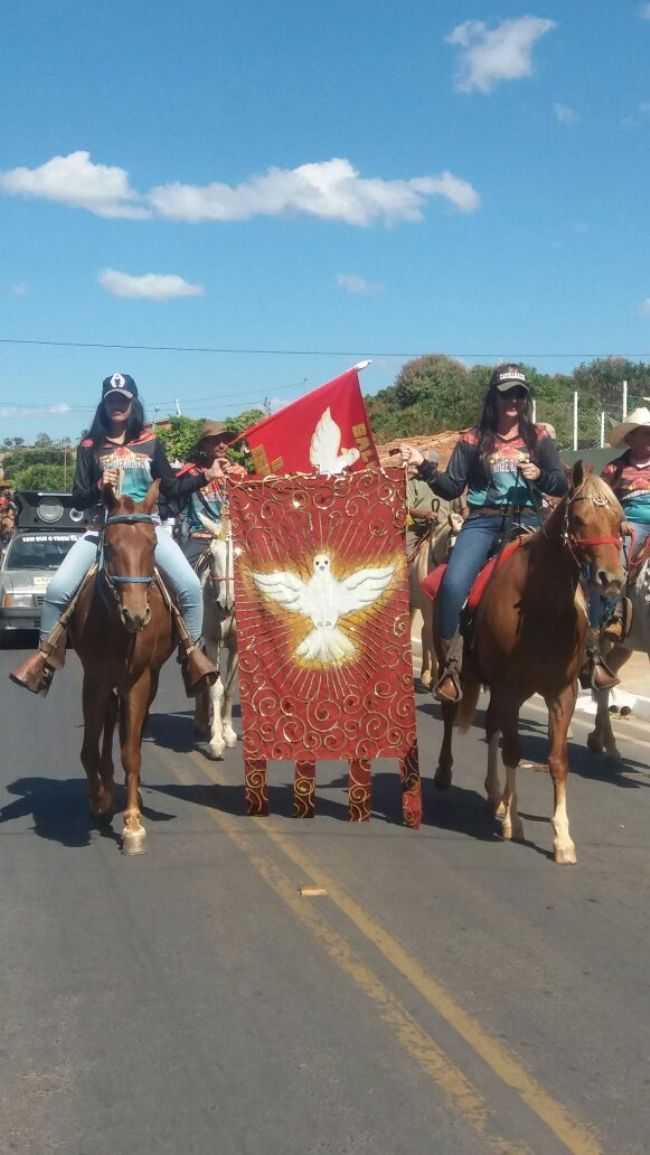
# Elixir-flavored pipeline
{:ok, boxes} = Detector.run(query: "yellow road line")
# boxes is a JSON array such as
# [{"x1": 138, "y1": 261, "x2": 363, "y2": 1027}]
[
  {"x1": 161, "y1": 750, "x2": 529, "y2": 1155},
  {"x1": 186, "y1": 749, "x2": 603, "y2": 1155}
]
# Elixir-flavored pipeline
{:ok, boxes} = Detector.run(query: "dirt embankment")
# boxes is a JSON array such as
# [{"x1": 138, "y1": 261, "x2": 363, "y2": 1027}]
[{"x1": 377, "y1": 431, "x2": 460, "y2": 469}]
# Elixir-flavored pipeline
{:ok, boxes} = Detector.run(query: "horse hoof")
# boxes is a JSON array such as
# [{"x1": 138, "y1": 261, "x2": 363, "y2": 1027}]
[
  {"x1": 207, "y1": 745, "x2": 226, "y2": 761},
  {"x1": 224, "y1": 732, "x2": 238, "y2": 748},
  {"x1": 433, "y1": 767, "x2": 452, "y2": 790},
  {"x1": 554, "y1": 843, "x2": 577, "y2": 866},
  {"x1": 122, "y1": 828, "x2": 147, "y2": 855}
]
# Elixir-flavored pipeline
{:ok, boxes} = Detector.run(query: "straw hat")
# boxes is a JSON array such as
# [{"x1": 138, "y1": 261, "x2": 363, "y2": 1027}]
[
  {"x1": 608, "y1": 406, "x2": 650, "y2": 448},
  {"x1": 196, "y1": 419, "x2": 237, "y2": 445}
]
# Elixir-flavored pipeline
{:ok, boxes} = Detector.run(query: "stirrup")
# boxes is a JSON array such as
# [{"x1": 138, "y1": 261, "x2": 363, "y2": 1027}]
[{"x1": 434, "y1": 667, "x2": 463, "y2": 704}]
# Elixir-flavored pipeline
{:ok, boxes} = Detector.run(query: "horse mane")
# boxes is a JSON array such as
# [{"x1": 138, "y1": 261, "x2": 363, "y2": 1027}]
[{"x1": 574, "y1": 470, "x2": 625, "y2": 519}]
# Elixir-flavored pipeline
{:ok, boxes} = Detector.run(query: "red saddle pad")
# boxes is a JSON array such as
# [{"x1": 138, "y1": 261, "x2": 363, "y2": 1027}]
[{"x1": 420, "y1": 538, "x2": 522, "y2": 608}]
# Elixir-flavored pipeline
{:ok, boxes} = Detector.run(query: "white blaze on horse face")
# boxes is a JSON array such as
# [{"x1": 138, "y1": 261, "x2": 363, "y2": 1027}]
[
  {"x1": 309, "y1": 408, "x2": 361, "y2": 475},
  {"x1": 252, "y1": 553, "x2": 395, "y2": 666}
]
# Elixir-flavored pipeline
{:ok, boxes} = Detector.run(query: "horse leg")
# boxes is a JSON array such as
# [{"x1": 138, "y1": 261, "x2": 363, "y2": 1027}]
[
  {"x1": 420, "y1": 597, "x2": 436, "y2": 690},
  {"x1": 120, "y1": 672, "x2": 151, "y2": 855},
  {"x1": 80, "y1": 676, "x2": 113, "y2": 820},
  {"x1": 222, "y1": 640, "x2": 239, "y2": 749},
  {"x1": 546, "y1": 684, "x2": 577, "y2": 865},
  {"x1": 498, "y1": 699, "x2": 524, "y2": 843},
  {"x1": 587, "y1": 644, "x2": 631, "y2": 758},
  {"x1": 202, "y1": 633, "x2": 227, "y2": 759},
  {"x1": 434, "y1": 700, "x2": 456, "y2": 789},
  {"x1": 97, "y1": 688, "x2": 118, "y2": 820},
  {"x1": 484, "y1": 694, "x2": 503, "y2": 816}
]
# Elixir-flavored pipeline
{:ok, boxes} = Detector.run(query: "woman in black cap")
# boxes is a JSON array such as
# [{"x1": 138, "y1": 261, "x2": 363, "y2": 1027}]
[
  {"x1": 11, "y1": 373, "x2": 224, "y2": 697},
  {"x1": 400, "y1": 364, "x2": 570, "y2": 701}
]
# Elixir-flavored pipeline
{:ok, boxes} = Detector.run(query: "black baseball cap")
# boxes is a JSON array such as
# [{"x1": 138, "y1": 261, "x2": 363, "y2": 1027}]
[
  {"x1": 102, "y1": 372, "x2": 138, "y2": 400},
  {"x1": 490, "y1": 364, "x2": 530, "y2": 393}
]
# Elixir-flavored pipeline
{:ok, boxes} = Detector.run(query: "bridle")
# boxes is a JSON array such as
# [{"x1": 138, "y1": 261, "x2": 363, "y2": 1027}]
[
  {"x1": 560, "y1": 490, "x2": 622, "y2": 582},
  {"x1": 206, "y1": 522, "x2": 236, "y2": 613},
  {"x1": 99, "y1": 512, "x2": 156, "y2": 605}
]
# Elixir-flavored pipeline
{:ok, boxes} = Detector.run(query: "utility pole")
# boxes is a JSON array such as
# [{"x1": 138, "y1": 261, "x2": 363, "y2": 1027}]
[
  {"x1": 573, "y1": 391, "x2": 578, "y2": 451},
  {"x1": 622, "y1": 379, "x2": 628, "y2": 420}
]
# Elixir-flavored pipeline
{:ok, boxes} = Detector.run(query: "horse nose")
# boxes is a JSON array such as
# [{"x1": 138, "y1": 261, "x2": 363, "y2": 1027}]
[
  {"x1": 597, "y1": 570, "x2": 622, "y2": 596},
  {"x1": 120, "y1": 608, "x2": 148, "y2": 632}
]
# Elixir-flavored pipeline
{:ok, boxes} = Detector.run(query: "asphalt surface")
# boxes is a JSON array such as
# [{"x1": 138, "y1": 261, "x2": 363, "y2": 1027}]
[{"x1": 1, "y1": 633, "x2": 649, "y2": 1155}]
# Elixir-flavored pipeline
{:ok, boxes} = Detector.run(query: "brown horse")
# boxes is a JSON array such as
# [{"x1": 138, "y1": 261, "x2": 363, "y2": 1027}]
[
  {"x1": 70, "y1": 482, "x2": 175, "y2": 853},
  {"x1": 434, "y1": 464, "x2": 624, "y2": 864}
]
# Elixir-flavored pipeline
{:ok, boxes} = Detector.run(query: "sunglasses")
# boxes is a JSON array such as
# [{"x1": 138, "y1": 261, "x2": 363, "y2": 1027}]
[{"x1": 498, "y1": 387, "x2": 527, "y2": 401}]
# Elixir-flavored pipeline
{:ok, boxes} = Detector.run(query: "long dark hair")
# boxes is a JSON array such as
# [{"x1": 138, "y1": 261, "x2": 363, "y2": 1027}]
[
  {"x1": 85, "y1": 397, "x2": 146, "y2": 446},
  {"x1": 478, "y1": 363, "x2": 538, "y2": 461}
]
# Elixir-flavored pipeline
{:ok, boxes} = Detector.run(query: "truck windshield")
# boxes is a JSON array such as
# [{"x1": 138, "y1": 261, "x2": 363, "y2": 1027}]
[{"x1": 4, "y1": 535, "x2": 81, "y2": 570}]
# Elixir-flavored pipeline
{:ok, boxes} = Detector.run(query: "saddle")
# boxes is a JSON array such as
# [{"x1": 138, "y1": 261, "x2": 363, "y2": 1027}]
[{"x1": 626, "y1": 533, "x2": 650, "y2": 585}]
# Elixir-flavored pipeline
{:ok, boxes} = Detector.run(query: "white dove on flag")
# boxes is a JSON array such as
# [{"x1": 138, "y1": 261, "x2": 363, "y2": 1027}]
[
  {"x1": 252, "y1": 553, "x2": 395, "y2": 665},
  {"x1": 309, "y1": 408, "x2": 361, "y2": 474}
]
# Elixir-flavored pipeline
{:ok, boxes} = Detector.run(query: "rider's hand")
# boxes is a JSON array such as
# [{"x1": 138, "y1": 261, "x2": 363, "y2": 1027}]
[
  {"x1": 101, "y1": 468, "x2": 120, "y2": 490},
  {"x1": 204, "y1": 460, "x2": 226, "y2": 482},
  {"x1": 520, "y1": 462, "x2": 541, "y2": 481},
  {"x1": 398, "y1": 445, "x2": 425, "y2": 467},
  {"x1": 222, "y1": 461, "x2": 247, "y2": 480}
]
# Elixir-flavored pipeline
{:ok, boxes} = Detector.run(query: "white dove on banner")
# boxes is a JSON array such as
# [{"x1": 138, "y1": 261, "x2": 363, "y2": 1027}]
[
  {"x1": 252, "y1": 552, "x2": 395, "y2": 665},
  {"x1": 309, "y1": 408, "x2": 361, "y2": 474}
]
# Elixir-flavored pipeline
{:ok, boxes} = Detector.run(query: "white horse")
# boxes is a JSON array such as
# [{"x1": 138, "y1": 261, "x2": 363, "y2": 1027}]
[
  {"x1": 193, "y1": 513, "x2": 239, "y2": 759},
  {"x1": 409, "y1": 508, "x2": 465, "y2": 689},
  {"x1": 588, "y1": 557, "x2": 650, "y2": 759}
]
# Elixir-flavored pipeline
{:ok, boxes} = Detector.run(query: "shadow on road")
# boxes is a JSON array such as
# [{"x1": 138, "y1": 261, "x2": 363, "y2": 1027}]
[{"x1": 0, "y1": 776, "x2": 177, "y2": 849}]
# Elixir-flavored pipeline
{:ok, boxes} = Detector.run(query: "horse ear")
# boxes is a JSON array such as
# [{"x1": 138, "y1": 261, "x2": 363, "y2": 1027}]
[
  {"x1": 571, "y1": 460, "x2": 584, "y2": 489},
  {"x1": 141, "y1": 479, "x2": 160, "y2": 514},
  {"x1": 103, "y1": 483, "x2": 118, "y2": 511}
]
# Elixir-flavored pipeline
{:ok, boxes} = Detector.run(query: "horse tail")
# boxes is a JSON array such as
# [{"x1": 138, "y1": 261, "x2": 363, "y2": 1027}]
[{"x1": 456, "y1": 674, "x2": 481, "y2": 732}]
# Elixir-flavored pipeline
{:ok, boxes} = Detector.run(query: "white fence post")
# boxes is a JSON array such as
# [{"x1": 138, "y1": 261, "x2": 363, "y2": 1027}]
[
  {"x1": 623, "y1": 379, "x2": 628, "y2": 420},
  {"x1": 573, "y1": 391, "x2": 578, "y2": 451},
  {"x1": 600, "y1": 411, "x2": 605, "y2": 449}
]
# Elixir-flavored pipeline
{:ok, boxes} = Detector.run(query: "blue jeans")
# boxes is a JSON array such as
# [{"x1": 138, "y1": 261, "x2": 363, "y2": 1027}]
[
  {"x1": 40, "y1": 527, "x2": 203, "y2": 642},
  {"x1": 437, "y1": 513, "x2": 540, "y2": 640},
  {"x1": 588, "y1": 521, "x2": 650, "y2": 627}
]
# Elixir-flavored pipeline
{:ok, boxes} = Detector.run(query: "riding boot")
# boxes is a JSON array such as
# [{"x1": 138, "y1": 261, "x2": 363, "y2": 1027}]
[
  {"x1": 9, "y1": 627, "x2": 66, "y2": 697},
  {"x1": 435, "y1": 632, "x2": 464, "y2": 703},
  {"x1": 179, "y1": 639, "x2": 219, "y2": 697},
  {"x1": 602, "y1": 596, "x2": 633, "y2": 643}
]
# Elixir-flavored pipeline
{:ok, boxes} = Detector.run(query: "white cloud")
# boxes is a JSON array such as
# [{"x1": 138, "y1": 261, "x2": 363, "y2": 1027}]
[
  {"x1": 98, "y1": 268, "x2": 204, "y2": 300},
  {"x1": 641, "y1": 298, "x2": 650, "y2": 317},
  {"x1": 336, "y1": 273, "x2": 384, "y2": 296},
  {"x1": 0, "y1": 150, "x2": 148, "y2": 219},
  {"x1": 446, "y1": 17, "x2": 556, "y2": 93},
  {"x1": 149, "y1": 158, "x2": 480, "y2": 223},
  {"x1": 553, "y1": 102, "x2": 579, "y2": 125},
  {"x1": 0, "y1": 153, "x2": 480, "y2": 225},
  {"x1": 10, "y1": 282, "x2": 28, "y2": 296}
]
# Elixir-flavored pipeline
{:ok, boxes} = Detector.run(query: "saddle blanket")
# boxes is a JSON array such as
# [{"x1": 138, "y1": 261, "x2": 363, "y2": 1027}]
[{"x1": 420, "y1": 538, "x2": 522, "y2": 609}]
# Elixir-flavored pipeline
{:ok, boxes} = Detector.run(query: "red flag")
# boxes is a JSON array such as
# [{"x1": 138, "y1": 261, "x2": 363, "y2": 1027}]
[{"x1": 243, "y1": 368, "x2": 378, "y2": 476}]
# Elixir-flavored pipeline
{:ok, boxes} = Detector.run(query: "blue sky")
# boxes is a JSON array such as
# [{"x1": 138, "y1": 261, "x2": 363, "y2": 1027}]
[{"x1": 2, "y1": 1, "x2": 650, "y2": 441}]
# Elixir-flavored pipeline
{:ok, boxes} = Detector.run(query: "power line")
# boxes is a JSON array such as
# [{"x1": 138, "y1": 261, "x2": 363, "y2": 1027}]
[{"x1": 2, "y1": 335, "x2": 650, "y2": 358}]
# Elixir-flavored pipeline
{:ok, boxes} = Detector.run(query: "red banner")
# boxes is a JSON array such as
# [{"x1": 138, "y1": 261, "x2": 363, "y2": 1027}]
[
  {"x1": 229, "y1": 468, "x2": 417, "y2": 774},
  {"x1": 243, "y1": 369, "x2": 378, "y2": 476}
]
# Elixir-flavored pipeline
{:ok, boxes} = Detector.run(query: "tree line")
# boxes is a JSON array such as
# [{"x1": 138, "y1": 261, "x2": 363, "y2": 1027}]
[{"x1": 365, "y1": 355, "x2": 650, "y2": 447}]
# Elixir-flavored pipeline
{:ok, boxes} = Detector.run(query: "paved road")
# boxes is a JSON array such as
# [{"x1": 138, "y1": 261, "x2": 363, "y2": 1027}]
[{"x1": 1, "y1": 634, "x2": 649, "y2": 1155}]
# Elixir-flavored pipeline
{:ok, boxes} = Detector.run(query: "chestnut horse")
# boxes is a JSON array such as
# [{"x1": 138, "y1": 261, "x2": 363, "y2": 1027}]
[
  {"x1": 70, "y1": 482, "x2": 175, "y2": 853},
  {"x1": 434, "y1": 464, "x2": 624, "y2": 864}
]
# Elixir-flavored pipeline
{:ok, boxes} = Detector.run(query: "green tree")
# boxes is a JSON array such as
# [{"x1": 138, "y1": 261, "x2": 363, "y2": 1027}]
[
  {"x1": 13, "y1": 463, "x2": 68, "y2": 492},
  {"x1": 155, "y1": 416, "x2": 204, "y2": 462},
  {"x1": 34, "y1": 432, "x2": 52, "y2": 447}
]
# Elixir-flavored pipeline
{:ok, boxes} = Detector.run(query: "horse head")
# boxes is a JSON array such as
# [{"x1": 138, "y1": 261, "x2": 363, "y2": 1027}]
[
  {"x1": 563, "y1": 462, "x2": 625, "y2": 597},
  {"x1": 102, "y1": 480, "x2": 159, "y2": 633},
  {"x1": 197, "y1": 511, "x2": 235, "y2": 612}
]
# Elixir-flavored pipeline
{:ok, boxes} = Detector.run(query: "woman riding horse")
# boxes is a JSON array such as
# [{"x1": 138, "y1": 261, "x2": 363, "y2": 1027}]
[
  {"x1": 400, "y1": 364, "x2": 584, "y2": 701},
  {"x1": 10, "y1": 373, "x2": 225, "y2": 697},
  {"x1": 176, "y1": 420, "x2": 246, "y2": 564}
]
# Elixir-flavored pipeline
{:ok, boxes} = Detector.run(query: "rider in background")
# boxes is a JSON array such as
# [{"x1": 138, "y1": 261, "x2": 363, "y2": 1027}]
[
  {"x1": 10, "y1": 374, "x2": 225, "y2": 698},
  {"x1": 177, "y1": 421, "x2": 247, "y2": 564},
  {"x1": 400, "y1": 364, "x2": 567, "y2": 702},
  {"x1": 594, "y1": 406, "x2": 650, "y2": 649}
]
